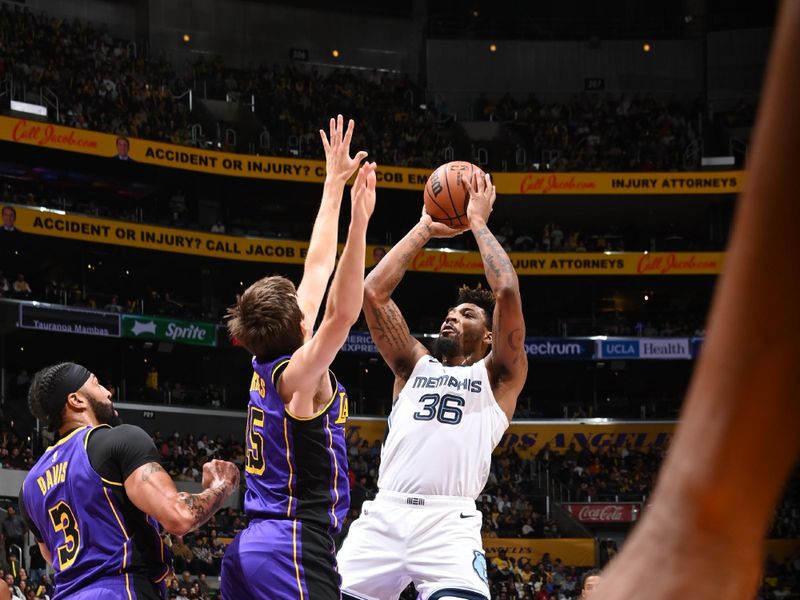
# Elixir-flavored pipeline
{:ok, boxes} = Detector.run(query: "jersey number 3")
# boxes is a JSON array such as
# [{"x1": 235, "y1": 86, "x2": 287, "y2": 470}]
[
  {"x1": 413, "y1": 393, "x2": 464, "y2": 424},
  {"x1": 48, "y1": 501, "x2": 80, "y2": 570},
  {"x1": 245, "y1": 405, "x2": 266, "y2": 475}
]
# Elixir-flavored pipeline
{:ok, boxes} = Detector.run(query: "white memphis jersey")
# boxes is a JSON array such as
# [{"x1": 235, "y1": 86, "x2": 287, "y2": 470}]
[{"x1": 377, "y1": 355, "x2": 509, "y2": 499}]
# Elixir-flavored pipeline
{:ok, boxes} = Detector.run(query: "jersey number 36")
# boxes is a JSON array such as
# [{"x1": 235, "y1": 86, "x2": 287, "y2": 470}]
[{"x1": 413, "y1": 393, "x2": 465, "y2": 425}]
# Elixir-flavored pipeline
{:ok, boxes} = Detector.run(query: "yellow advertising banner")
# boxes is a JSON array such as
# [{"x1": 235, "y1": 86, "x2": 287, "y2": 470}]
[
  {"x1": 0, "y1": 116, "x2": 744, "y2": 195},
  {"x1": 346, "y1": 418, "x2": 676, "y2": 458},
  {"x1": 483, "y1": 538, "x2": 596, "y2": 566},
  {"x1": 13, "y1": 206, "x2": 310, "y2": 264},
  {"x1": 10, "y1": 206, "x2": 725, "y2": 275}
]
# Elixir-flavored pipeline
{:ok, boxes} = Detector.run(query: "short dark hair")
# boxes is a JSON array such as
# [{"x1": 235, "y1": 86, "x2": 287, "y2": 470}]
[
  {"x1": 28, "y1": 363, "x2": 73, "y2": 431},
  {"x1": 226, "y1": 276, "x2": 304, "y2": 362},
  {"x1": 2, "y1": 206, "x2": 15, "y2": 217},
  {"x1": 581, "y1": 568, "x2": 602, "y2": 590},
  {"x1": 456, "y1": 283, "x2": 494, "y2": 329},
  {"x1": 116, "y1": 136, "x2": 129, "y2": 145}
]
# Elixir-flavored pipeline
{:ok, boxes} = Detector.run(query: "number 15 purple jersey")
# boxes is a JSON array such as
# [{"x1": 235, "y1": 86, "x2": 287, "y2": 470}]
[{"x1": 243, "y1": 355, "x2": 350, "y2": 534}]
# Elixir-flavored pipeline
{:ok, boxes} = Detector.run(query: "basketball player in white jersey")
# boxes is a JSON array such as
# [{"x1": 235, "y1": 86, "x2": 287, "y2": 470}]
[{"x1": 338, "y1": 172, "x2": 527, "y2": 600}]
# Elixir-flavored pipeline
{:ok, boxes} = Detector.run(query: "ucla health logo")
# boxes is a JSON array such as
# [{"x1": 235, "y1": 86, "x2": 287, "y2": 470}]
[{"x1": 600, "y1": 339, "x2": 639, "y2": 358}]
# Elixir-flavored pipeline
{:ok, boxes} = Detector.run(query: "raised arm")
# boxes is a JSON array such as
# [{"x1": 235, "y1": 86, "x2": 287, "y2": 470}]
[
  {"x1": 296, "y1": 115, "x2": 367, "y2": 339},
  {"x1": 363, "y1": 211, "x2": 466, "y2": 388},
  {"x1": 593, "y1": 3, "x2": 800, "y2": 599},
  {"x1": 125, "y1": 459, "x2": 239, "y2": 537},
  {"x1": 466, "y1": 173, "x2": 527, "y2": 419},
  {"x1": 279, "y1": 163, "x2": 377, "y2": 416}
]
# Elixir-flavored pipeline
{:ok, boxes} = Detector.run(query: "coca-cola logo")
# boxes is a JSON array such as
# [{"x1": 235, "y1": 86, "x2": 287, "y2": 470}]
[
  {"x1": 564, "y1": 503, "x2": 639, "y2": 523},
  {"x1": 578, "y1": 505, "x2": 624, "y2": 521}
]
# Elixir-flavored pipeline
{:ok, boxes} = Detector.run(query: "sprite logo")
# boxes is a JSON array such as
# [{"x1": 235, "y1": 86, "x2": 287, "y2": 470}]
[{"x1": 122, "y1": 315, "x2": 217, "y2": 347}]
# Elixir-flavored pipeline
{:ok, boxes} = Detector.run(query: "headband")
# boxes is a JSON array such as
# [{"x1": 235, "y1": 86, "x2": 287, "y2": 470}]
[{"x1": 46, "y1": 363, "x2": 92, "y2": 415}]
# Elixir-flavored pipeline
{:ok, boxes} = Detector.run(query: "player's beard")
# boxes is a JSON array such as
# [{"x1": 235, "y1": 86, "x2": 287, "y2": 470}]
[
  {"x1": 432, "y1": 335, "x2": 460, "y2": 360},
  {"x1": 88, "y1": 395, "x2": 122, "y2": 427}
]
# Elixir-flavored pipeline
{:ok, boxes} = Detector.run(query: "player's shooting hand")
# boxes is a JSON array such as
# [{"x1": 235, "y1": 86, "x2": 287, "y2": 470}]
[
  {"x1": 420, "y1": 207, "x2": 469, "y2": 239},
  {"x1": 320, "y1": 115, "x2": 368, "y2": 183},
  {"x1": 202, "y1": 459, "x2": 240, "y2": 495},
  {"x1": 465, "y1": 172, "x2": 496, "y2": 227},
  {"x1": 351, "y1": 162, "x2": 377, "y2": 222}
]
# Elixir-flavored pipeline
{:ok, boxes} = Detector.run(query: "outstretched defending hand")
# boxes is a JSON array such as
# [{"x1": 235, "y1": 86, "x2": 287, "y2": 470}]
[
  {"x1": 320, "y1": 115, "x2": 368, "y2": 183},
  {"x1": 465, "y1": 172, "x2": 496, "y2": 226},
  {"x1": 351, "y1": 162, "x2": 377, "y2": 222},
  {"x1": 419, "y1": 207, "x2": 469, "y2": 238},
  {"x1": 201, "y1": 459, "x2": 240, "y2": 496}
]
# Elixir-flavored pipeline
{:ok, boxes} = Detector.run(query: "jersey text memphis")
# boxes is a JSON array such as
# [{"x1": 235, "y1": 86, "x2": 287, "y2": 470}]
[
  {"x1": 245, "y1": 355, "x2": 350, "y2": 533},
  {"x1": 22, "y1": 426, "x2": 169, "y2": 598},
  {"x1": 378, "y1": 356, "x2": 509, "y2": 498}
]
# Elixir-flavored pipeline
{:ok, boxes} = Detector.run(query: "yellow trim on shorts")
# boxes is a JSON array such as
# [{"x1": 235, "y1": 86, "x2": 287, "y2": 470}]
[
  {"x1": 284, "y1": 418, "x2": 294, "y2": 517},
  {"x1": 104, "y1": 485, "x2": 132, "y2": 598},
  {"x1": 324, "y1": 414, "x2": 340, "y2": 530},
  {"x1": 292, "y1": 519, "x2": 304, "y2": 600}
]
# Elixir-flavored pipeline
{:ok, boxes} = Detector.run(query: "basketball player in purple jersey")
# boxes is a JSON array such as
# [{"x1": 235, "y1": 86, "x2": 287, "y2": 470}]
[
  {"x1": 20, "y1": 363, "x2": 240, "y2": 600},
  {"x1": 220, "y1": 116, "x2": 375, "y2": 599}
]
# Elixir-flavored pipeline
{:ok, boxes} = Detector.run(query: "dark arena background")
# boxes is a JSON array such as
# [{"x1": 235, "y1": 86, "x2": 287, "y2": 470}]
[{"x1": 0, "y1": 0, "x2": 797, "y2": 598}]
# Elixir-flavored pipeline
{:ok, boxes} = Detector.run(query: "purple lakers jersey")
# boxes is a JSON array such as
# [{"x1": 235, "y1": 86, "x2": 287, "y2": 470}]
[
  {"x1": 244, "y1": 355, "x2": 350, "y2": 533},
  {"x1": 22, "y1": 426, "x2": 170, "y2": 599}
]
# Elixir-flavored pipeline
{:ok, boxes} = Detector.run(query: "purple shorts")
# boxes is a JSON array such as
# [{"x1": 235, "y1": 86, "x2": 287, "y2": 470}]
[
  {"x1": 220, "y1": 519, "x2": 339, "y2": 599},
  {"x1": 55, "y1": 574, "x2": 166, "y2": 600}
]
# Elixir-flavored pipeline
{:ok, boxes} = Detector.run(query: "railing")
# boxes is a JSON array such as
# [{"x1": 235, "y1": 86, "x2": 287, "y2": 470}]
[
  {"x1": 537, "y1": 459, "x2": 649, "y2": 510},
  {"x1": 259, "y1": 128, "x2": 271, "y2": 151},
  {"x1": 683, "y1": 138, "x2": 704, "y2": 169},
  {"x1": 189, "y1": 123, "x2": 203, "y2": 145},
  {"x1": 224, "y1": 128, "x2": 237, "y2": 147},
  {"x1": 472, "y1": 145, "x2": 488, "y2": 166},
  {"x1": 41, "y1": 87, "x2": 59, "y2": 122},
  {"x1": 174, "y1": 89, "x2": 193, "y2": 112},
  {"x1": 0, "y1": 75, "x2": 11, "y2": 101},
  {"x1": 729, "y1": 137, "x2": 748, "y2": 165}
]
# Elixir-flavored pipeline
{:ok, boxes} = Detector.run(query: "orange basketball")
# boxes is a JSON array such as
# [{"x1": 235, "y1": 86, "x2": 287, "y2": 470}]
[{"x1": 423, "y1": 161, "x2": 484, "y2": 226}]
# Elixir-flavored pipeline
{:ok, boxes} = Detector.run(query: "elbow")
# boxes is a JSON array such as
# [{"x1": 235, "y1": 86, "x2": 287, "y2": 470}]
[
  {"x1": 493, "y1": 283, "x2": 520, "y2": 301},
  {"x1": 363, "y1": 281, "x2": 388, "y2": 306}
]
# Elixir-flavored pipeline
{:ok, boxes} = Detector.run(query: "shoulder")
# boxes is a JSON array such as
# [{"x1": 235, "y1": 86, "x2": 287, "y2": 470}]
[
  {"x1": 254, "y1": 354, "x2": 291, "y2": 384},
  {"x1": 87, "y1": 424, "x2": 154, "y2": 453}
]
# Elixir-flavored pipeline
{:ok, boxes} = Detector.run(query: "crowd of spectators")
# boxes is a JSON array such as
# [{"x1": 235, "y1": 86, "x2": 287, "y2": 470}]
[
  {"x1": 1, "y1": 4, "x2": 757, "y2": 174},
  {"x1": 538, "y1": 442, "x2": 663, "y2": 502},
  {"x1": 481, "y1": 93, "x2": 701, "y2": 172},
  {"x1": 0, "y1": 409, "x2": 796, "y2": 597},
  {"x1": 1, "y1": 3, "x2": 190, "y2": 144},
  {"x1": 191, "y1": 57, "x2": 457, "y2": 168}
]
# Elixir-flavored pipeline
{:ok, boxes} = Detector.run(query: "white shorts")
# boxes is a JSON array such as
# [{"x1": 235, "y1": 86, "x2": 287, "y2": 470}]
[{"x1": 338, "y1": 490, "x2": 490, "y2": 600}]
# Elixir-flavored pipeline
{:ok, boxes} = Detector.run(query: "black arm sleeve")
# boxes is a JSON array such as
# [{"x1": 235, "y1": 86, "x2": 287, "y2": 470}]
[
  {"x1": 18, "y1": 488, "x2": 42, "y2": 542},
  {"x1": 86, "y1": 425, "x2": 162, "y2": 484}
]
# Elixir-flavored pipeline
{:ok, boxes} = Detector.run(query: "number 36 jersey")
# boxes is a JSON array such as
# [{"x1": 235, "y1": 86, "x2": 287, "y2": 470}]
[{"x1": 378, "y1": 355, "x2": 509, "y2": 499}]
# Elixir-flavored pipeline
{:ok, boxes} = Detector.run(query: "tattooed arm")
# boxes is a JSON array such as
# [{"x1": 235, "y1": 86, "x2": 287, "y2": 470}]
[
  {"x1": 364, "y1": 211, "x2": 466, "y2": 390},
  {"x1": 125, "y1": 459, "x2": 240, "y2": 537},
  {"x1": 465, "y1": 173, "x2": 527, "y2": 421}
]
